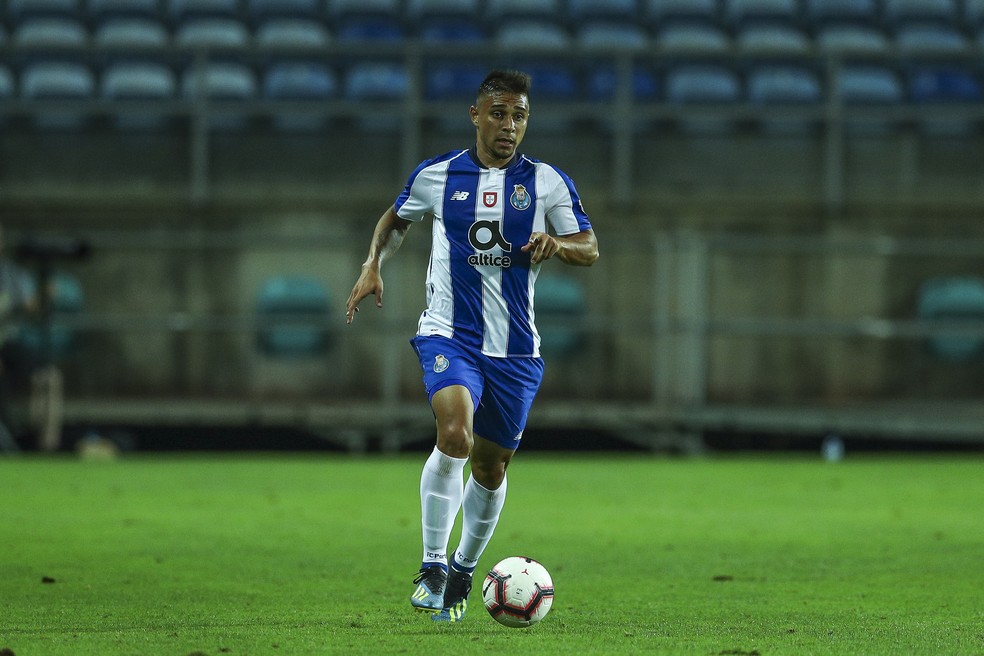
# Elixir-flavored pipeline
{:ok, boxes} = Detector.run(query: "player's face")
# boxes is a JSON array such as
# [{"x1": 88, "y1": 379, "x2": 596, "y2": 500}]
[{"x1": 470, "y1": 91, "x2": 529, "y2": 168}]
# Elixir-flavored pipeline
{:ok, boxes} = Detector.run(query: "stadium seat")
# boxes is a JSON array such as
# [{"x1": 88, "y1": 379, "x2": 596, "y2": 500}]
[
  {"x1": 724, "y1": 0, "x2": 799, "y2": 27},
  {"x1": 908, "y1": 67, "x2": 982, "y2": 135},
  {"x1": 174, "y1": 17, "x2": 251, "y2": 49},
  {"x1": 665, "y1": 64, "x2": 742, "y2": 134},
  {"x1": 21, "y1": 272, "x2": 85, "y2": 362},
  {"x1": 736, "y1": 23, "x2": 811, "y2": 53},
  {"x1": 0, "y1": 65, "x2": 14, "y2": 100},
  {"x1": 656, "y1": 22, "x2": 731, "y2": 53},
  {"x1": 344, "y1": 62, "x2": 407, "y2": 100},
  {"x1": 643, "y1": 0, "x2": 719, "y2": 26},
  {"x1": 0, "y1": 64, "x2": 12, "y2": 132},
  {"x1": 255, "y1": 18, "x2": 331, "y2": 48},
  {"x1": 916, "y1": 277, "x2": 984, "y2": 361},
  {"x1": 747, "y1": 65, "x2": 822, "y2": 135},
  {"x1": 587, "y1": 65, "x2": 659, "y2": 132},
  {"x1": 494, "y1": 20, "x2": 571, "y2": 50},
  {"x1": 94, "y1": 17, "x2": 169, "y2": 48},
  {"x1": 424, "y1": 62, "x2": 485, "y2": 132},
  {"x1": 405, "y1": 0, "x2": 479, "y2": 22},
  {"x1": 181, "y1": 61, "x2": 258, "y2": 130},
  {"x1": 747, "y1": 65, "x2": 821, "y2": 104},
  {"x1": 88, "y1": 0, "x2": 160, "y2": 21},
  {"x1": 566, "y1": 0, "x2": 639, "y2": 23},
  {"x1": 836, "y1": 65, "x2": 903, "y2": 103},
  {"x1": 263, "y1": 62, "x2": 337, "y2": 131},
  {"x1": 894, "y1": 23, "x2": 968, "y2": 54},
  {"x1": 264, "y1": 62, "x2": 337, "y2": 99},
  {"x1": 20, "y1": 61, "x2": 96, "y2": 130},
  {"x1": 485, "y1": 0, "x2": 560, "y2": 22},
  {"x1": 168, "y1": 0, "x2": 238, "y2": 23},
  {"x1": 666, "y1": 64, "x2": 741, "y2": 103},
  {"x1": 882, "y1": 0, "x2": 958, "y2": 27},
  {"x1": 586, "y1": 65, "x2": 658, "y2": 102},
  {"x1": 7, "y1": 0, "x2": 81, "y2": 23},
  {"x1": 534, "y1": 274, "x2": 587, "y2": 357},
  {"x1": 816, "y1": 24, "x2": 890, "y2": 53},
  {"x1": 334, "y1": 16, "x2": 405, "y2": 42},
  {"x1": 344, "y1": 61, "x2": 407, "y2": 131},
  {"x1": 804, "y1": 0, "x2": 878, "y2": 26},
  {"x1": 13, "y1": 17, "x2": 88, "y2": 47},
  {"x1": 425, "y1": 62, "x2": 487, "y2": 100},
  {"x1": 266, "y1": 64, "x2": 337, "y2": 98},
  {"x1": 502, "y1": 62, "x2": 577, "y2": 133},
  {"x1": 246, "y1": 0, "x2": 321, "y2": 23},
  {"x1": 101, "y1": 60, "x2": 177, "y2": 129},
  {"x1": 327, "y1": 0, "x2": 400, "y2": 20},
  {"x1": 914, "y1": 67, "x2": 984, "y2": 100},
  {"x1": 515, "y1": 64, "x2": 577, "y2": 99},
  {"x1": 575, "y1": 22, "x2": 649, "y2": 50},
  {"x1": 419, "y1": 18, "x2": 485, "y2": 43},
  {"x1": 256, "y1": 275, "x2": 332, "y2": 357},
  {"x1": 967, "y1": 0, "x2": 984, "y2": 27},
  {"x1": 835, "y1": 65, "x2": 904, "y2": 135}
]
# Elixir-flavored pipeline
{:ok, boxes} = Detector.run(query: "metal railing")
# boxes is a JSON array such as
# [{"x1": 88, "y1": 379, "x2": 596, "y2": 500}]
[{"x1": 14, "y1": 225, "x2": 984, "y2": 449}]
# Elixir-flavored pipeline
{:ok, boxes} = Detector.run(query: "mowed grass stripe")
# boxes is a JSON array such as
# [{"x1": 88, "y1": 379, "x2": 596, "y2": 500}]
[{"x1": 1, "y1": 454, "x2": 981, "y2": 655}]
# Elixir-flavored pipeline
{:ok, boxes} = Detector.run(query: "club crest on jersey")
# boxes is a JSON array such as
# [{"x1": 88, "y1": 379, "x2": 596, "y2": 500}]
[
  {"x1": 510, "y1": 184, "x2": 531, "y2": 211},
  {"x1": 483, "y1": 191, "x2": 497, "y2": 207},
  {"x1": 434, "y1": 354, "x2": 449, "y2": 373}
]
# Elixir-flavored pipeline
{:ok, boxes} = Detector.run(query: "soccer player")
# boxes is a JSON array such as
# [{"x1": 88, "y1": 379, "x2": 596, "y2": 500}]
[{"x1": 345, "y1": 69, "x2": 599, "y2": 623}]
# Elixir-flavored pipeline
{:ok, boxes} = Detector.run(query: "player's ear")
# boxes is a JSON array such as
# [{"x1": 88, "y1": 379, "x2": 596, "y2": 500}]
[{"x1": 469, "y1": 106, "x2": 479, "y2": 127}]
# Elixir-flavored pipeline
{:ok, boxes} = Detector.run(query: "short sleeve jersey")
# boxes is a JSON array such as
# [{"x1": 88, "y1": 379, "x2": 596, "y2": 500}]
[{"x1": 395, "y1": 147, "x2": 591, "y2": 358}]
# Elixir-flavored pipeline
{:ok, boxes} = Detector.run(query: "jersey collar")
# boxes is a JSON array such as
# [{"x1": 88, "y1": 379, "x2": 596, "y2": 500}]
[{"x1": 467, "y1": 146, "x2": 521, "y2": 171}]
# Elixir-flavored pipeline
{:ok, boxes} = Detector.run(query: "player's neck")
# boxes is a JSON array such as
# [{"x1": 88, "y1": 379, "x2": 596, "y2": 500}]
[{"x1": 472, "y1": 146, "x2": 515, "y2": 170}]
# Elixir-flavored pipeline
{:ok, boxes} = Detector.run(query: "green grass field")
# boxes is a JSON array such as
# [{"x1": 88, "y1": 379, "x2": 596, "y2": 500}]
[{"x1": 1, "y1": 452, "x2": 981, "y2": 655}]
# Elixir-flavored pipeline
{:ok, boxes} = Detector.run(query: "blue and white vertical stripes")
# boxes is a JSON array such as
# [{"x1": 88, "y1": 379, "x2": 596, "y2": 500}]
[{"x1": 395, "y1": 147, "x2": 591, "y2": 358}]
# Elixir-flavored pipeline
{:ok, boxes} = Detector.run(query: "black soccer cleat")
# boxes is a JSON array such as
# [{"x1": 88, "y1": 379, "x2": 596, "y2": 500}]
[{"x1": 432, "y1": 566, "x2": 472, "y2": 623}]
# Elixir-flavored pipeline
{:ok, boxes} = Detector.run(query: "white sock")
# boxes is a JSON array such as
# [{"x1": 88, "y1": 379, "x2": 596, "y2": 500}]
[
  {"x1": 419, "y1": 446, "x2": 468, "y2": 570},
  {"x1": 452, "y1": 474, "x2": 507, "y2": 573}
]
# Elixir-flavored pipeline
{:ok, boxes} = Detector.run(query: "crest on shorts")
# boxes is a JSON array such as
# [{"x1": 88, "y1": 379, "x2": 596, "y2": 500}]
[
  {"x1": 434, "y1": 354, "x2": 449, "y2": 373},
  {"x1": 510, "y1": 184, "x2": 531, "y2": 211}
]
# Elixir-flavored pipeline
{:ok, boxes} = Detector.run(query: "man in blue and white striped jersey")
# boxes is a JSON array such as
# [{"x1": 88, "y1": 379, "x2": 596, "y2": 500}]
[{"x1": 345, "y1": 69, "x2": 599, "y2": 623}]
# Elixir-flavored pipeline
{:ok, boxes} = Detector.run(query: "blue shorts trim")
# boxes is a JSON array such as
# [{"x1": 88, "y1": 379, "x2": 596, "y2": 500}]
[{"x1": 410, "y1": 335, "x2": 544, "y2": 450}]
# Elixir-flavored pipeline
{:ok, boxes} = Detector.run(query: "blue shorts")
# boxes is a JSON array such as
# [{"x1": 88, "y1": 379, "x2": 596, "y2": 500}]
[{"x1": 410, "y1": 335, "x2": 545, "y2": 450}]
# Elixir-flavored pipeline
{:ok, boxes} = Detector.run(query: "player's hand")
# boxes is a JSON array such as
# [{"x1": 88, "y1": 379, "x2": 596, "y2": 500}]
[
  {"x1": 521, "y1": 232, "x2": 559, "y2": 264},
  {"x1": 345, "y1": 266, "x2": 383, "y2": 325}
]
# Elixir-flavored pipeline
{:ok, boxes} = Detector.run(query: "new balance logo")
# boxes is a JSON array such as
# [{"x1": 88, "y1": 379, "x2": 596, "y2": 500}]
[{"x1": 450, "y1": 191, "x2": 470, "y2": 201}]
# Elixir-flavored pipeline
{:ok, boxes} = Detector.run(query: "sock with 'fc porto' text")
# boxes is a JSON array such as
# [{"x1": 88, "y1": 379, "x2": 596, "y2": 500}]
[{"x1": 419, "y1": 446, "x2": 467, "y2": 570}]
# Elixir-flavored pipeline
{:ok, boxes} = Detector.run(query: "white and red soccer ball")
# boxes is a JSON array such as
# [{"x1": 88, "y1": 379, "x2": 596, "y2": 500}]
[{"x1": 482, "y1": 556, "x2": 554, "y2": 628}]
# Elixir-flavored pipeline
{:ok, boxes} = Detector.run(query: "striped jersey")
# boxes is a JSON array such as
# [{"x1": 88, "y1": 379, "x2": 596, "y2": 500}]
[{"x1": 395, "y1": 147, "x2": 592, "y2": 358}]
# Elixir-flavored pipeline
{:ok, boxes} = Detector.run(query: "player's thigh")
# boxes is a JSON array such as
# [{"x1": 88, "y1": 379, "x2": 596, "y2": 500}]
[{"x1": 431, "y1": 384, "x2": 475, "y2": 438}]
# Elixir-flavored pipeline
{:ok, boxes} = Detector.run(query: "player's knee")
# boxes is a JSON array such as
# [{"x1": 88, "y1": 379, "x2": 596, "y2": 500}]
[
  {"x1": 436, "y1": 422, "x2": 472, "y2": 458},
  {"x1": 471, "y1": 456, "x2": 509, "y2": 490}
]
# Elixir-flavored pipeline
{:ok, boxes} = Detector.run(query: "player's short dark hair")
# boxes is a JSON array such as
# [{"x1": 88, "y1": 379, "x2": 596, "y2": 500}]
[{"x1": 477, "y1": 70, "x2": 532, "y2": 102}]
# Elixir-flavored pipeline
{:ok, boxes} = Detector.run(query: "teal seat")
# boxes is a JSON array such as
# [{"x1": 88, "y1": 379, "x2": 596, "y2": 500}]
[
  {"x1": 917, "y1": 277, "x2": 984, "y2": 361},
  {"x1": 535, "y1": 275, "x2": 587, "y2": 357},
  {"x1": 256, "y1": 275, "x2": 332, "y2": 356},
  {"x1": 22, "y1": 271, "x2": 84, "y2": 361}
]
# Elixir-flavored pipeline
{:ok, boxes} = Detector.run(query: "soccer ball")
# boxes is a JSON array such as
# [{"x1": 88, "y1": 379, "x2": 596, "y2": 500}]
[{"x1": 482, "y1": 556, "x2": 554, "y2": 628}]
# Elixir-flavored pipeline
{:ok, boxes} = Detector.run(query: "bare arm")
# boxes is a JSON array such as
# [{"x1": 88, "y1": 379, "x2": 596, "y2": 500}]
[
  {"x1": 345, "y1": 205, "x2": 413, "y2": 324},
  {"x1": 521, "y1": 228, "x2": 599, "y2": 266}
]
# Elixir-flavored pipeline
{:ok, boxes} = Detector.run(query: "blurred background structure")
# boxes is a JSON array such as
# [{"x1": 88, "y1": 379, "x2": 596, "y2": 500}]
[{"x1": 2, "y1": 0, "x2": 984, "y2": 453}]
